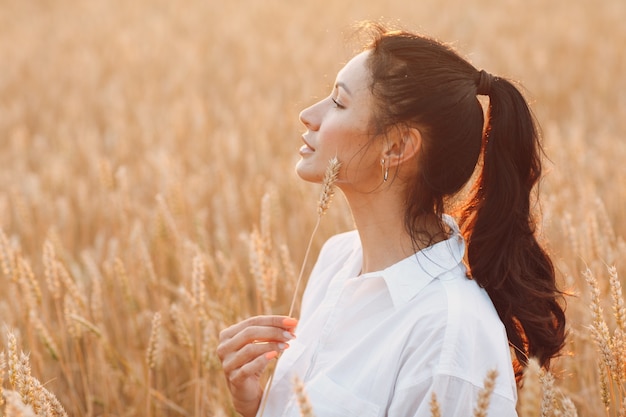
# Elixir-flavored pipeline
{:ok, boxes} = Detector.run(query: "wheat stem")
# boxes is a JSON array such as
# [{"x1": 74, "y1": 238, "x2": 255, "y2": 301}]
[
  {"x1": 259, "y1": 157, "x2": 341, "y2": 417},
  {"x1": 288, "y1": 157, "x2": 341, "y2": 317}
]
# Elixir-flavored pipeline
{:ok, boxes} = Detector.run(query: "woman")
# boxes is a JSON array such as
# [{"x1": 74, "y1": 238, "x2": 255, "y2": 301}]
[{"x1": 217, "y1": 23, "x2": 566, "y2": 416}]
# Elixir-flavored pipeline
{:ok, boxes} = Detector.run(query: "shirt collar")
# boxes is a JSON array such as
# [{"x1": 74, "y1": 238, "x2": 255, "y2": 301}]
[{"x1": 360, "y1": 214, "x2": 465, "y2": 307}]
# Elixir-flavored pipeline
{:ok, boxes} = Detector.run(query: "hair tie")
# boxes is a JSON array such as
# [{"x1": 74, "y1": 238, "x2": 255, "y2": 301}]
[{"x1": 476, "y1": 70, "x2": 493, "y2": 96}]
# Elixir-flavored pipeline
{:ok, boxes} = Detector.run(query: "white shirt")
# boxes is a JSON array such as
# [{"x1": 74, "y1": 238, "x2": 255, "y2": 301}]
[{"x1": 260, "y1": 215, "x2": 518, "y2": 417}]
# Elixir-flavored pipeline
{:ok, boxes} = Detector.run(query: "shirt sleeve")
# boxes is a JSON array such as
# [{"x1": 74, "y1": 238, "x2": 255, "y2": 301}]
[{"x1": 387, "y1": 374, "x2": 518, "y2": 417}]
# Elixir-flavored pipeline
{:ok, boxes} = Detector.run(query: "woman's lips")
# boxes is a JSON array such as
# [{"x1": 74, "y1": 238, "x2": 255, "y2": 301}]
[
  {"x1": 299, "y1": 144, "x2": 315, "y2": 155},
  {"x1": 299, "y1": 137, "x2": 315, "y2": 155}
]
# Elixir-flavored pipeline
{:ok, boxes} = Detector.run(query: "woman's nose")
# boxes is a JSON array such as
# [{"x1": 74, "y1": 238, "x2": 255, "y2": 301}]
[{"x1": 299, "y1": 100, "x2": 322, "y2": 131}]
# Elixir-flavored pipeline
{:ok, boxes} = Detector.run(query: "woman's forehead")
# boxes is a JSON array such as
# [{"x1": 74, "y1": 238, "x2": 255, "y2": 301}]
[{"x1": 334, "y1": 51, "x2": 371, "y2": 94}]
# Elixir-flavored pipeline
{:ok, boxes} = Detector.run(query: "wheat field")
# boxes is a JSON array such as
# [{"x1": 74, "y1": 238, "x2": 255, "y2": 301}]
[{"x1": 0, "y1": 0, "x2": 624, "y2": 415}]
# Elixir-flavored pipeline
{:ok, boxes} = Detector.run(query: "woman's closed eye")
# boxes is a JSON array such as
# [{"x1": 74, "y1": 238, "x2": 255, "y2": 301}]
[{"x1": 331, "y1": 97, "x2": 345, "y2": 109}]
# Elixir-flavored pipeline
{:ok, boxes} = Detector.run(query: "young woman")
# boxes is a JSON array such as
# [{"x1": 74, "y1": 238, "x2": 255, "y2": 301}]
[{"x1": 217, "y1": 23, "x2": 566, "y2": 416}]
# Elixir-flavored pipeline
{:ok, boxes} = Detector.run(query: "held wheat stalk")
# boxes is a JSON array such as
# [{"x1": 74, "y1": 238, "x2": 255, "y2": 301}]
[
  {"x1": 259, "y1": 157, "x2": 341, "y2": 417},
  {"x1": 288, "y1": 156, "x2": 341, "y2": 317}
]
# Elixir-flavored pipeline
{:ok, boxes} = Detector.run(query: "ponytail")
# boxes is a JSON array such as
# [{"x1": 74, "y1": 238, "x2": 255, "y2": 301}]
[
  {"x1": 459, "y1": 76, "x2": 566, "y2": 380},
  {"x1": 361, "y1": 25, "x2": 566, "y2": 380}
]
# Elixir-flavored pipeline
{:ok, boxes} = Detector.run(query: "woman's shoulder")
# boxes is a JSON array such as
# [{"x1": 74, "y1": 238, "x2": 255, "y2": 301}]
[{"x1": 305, "y1": 230, "x2": 360, "y2": 287}]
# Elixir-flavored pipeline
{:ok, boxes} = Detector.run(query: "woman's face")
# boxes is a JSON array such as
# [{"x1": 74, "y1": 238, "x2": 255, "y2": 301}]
[{"x1": 296, "y1": 50, "x2": 382, "y2": 192}]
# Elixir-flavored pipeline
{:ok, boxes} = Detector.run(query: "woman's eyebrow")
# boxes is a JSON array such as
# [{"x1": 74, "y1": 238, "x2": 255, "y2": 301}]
[{"x1": 335, "y1": 81, "x2": 352, "y2": 96}]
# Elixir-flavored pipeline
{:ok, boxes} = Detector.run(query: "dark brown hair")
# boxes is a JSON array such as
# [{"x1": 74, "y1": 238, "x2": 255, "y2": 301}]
[{"x1": 363, "y1": 23, "x2": 566, "y2": 381}]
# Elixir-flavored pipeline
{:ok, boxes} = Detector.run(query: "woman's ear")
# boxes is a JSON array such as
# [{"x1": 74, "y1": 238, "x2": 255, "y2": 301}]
[{"x1": 382, "y1": 127, "x2": 422, "y2": 167}]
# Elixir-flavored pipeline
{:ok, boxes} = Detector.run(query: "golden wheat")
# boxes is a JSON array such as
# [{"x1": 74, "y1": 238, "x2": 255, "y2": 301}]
[
  {"x1": 0, "y1": 0, "x2": 624, "y2": 414},
  {"x1": 1, "y1": 331, "x2": 68, "y2": 416}
]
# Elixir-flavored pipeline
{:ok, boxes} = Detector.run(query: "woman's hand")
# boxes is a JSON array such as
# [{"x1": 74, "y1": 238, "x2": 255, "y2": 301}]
[{"x1": 217, "y1": 315, "x2": 298, "y2": 417}]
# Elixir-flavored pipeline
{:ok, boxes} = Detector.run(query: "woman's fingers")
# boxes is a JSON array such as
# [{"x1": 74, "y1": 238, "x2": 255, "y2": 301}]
[
  {"x1": 216, "y1": 315, "x2": 298, "y2": 415},
  {"x1": 217, "y1": 315, "x2": 297, "y2": 361},
  {"x1": 217, "y1": 315, "x2": 297, "y2": 373},
  {"x1": 220, "y1": 340, "x2": 288, "y2": 374},
  {"x1": 219, "y1": 315, "x2": 298, "y2": 342},
  {"x1": 228, "y1": 348, "x2": 281, "y2": 386}
]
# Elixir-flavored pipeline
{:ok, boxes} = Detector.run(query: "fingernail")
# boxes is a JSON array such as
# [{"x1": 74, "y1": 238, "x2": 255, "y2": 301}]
[
  {"x1": 265, "y1": 351, "x2": 278, "y2": 360},
  {"x1": 278, "y1": 342, "x2": 289, "y2": 350},
  {"x1": 283, "y1": 331, "x2": 295, "y2": 340},
  {"x1": 283, "y1": 318, "x2": 298, "y2": 328}
]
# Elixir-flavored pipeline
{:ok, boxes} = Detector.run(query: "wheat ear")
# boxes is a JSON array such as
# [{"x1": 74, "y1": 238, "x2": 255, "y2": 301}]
[
  {"x1": 473, "y1": 369, "x2": 498, "y2": 417},
  {"x1": 146, "y1": 312, "x2": 162, "y2": 417},
  {"x1": 608, "y1": 266, "x2": 626, "y2": 330},
  {"x1": 519, "y1": 358, "x2": 542, "y2": 417},
  {"x1": 540, "y1": 367, "x2": 556, "y2": 417},
  {"x1": 293, "y1": 375, "x2": 315, "y2": 417},
  {"x1": 146, "y1": 312, "x2": 162, "y2": 370},
  {"x1": 430, "y1": 392, "x2": 441, "y2": 417}
]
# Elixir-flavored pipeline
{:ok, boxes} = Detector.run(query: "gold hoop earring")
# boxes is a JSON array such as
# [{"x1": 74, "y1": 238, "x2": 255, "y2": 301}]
[{"x1": 381, "y1": 159, "x2": 388, "y2": 182}]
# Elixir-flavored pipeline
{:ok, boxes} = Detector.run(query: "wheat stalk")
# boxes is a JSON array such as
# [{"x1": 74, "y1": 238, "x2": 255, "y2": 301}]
[
  {"x1": 249, "y1": 225, "x2": 276, "y2": 315},
  {"x1": 258, "y1": 157, "x2": 341, "y2": 417},
  {"x1": 29, "y1": 312, "x2": 60, "y2": 361},
  {"x1": 63, "y1": 295, "x2": 82, "y2": 340},
  {"x1": 585, "y1": 268, "x2": 618, "y2": 374},
  {"x1": 1, "y1": 351, "x2": 5, "y2": 407},
  {"x1": 7, "y1": 331, "x2": 19, "y2": 390},
  {"x1": 540, "y1": 367, "x2": 556, "y2": 417},
  {"x1": 57, "y1": 261, "x2": 87, "y2": 311},
  {"x1": 170, "y1": 303, "x2": 193, "y2": 349},
  {"x1": 561, "y1": 395, "x2": 579, "y2": 417},
  {"x1": 3, "y1": 390, "x2": 37, "y2": 416},
  {"x1": 430, "y1": 392, "x2": 441, "y2": 417},
  {"x1": 316, "y1": 156, "x2": 341, "y2": 217},
  {"x1": 16, "y1": 352, "x2": 34, "y2": 408},
  {"x1": 114, "y1": 257, "x2": 134, "y2": 308},
  {"x1": 288, "y1": 156, "x2": 341, "y2": 317},
  {"x1": 293, "y1": 375, "x2": 315, "y2": 417},
  {"x1": 15, "y1": 256, "x2": 40, "y2": 313},
  {"x1": 519, "y1": 358, "x2": 543, "y2": 416},
  {"x1": 3, "y1": 330, "x2": 68, "y2": 416},
  {"x1": 279, "y1": 244, "x2": 297, "y2": 294},
  {"x1": 146, "y1": 312, "x2": 162, "y2": 417},
  {"x1": 610, "y1": 266, "x2": 626, "y2": 332},
  {"x1": 473, "y1": 369, "x2": 498, "y2": 417},
  {"x1": 43, "y1": 239, "x2": 61, "y2": 300},
  {"x1": 0, "y1": 228, "x2": 17, "y2": 282},
  {"x1": 191, "y1": 253, "x2": 209, "y2": 324},
  {"x1": 583, "y1": 265, "x2": 626, "y2": 412},
  {"x1": 599, "y1": 357, "x2": 612, "y2": 411},
  {"x1": 68, "y1": 314, "x2": 103, "y2": 338},
  {"x1": 146, "y1": 312, "x2": 162, "y2": 370}
]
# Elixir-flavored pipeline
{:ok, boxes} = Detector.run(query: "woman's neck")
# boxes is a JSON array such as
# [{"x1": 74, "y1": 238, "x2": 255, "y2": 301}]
[{"x1": 344, "y1": 188, "x2": 444, "y2": 275}]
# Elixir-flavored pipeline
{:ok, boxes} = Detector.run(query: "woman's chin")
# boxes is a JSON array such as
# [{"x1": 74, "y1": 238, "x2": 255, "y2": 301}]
[{"x1": 295, "y1": 161, "x2": 323, "y2": 184}]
